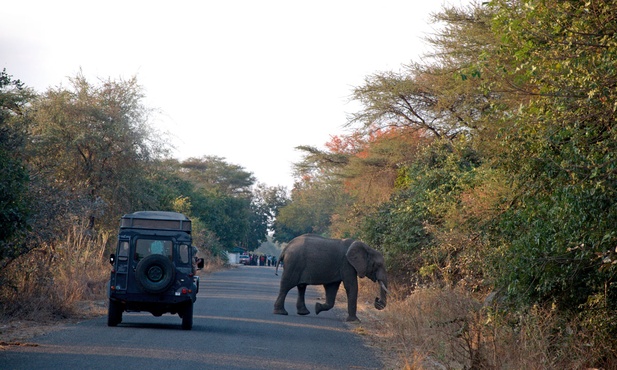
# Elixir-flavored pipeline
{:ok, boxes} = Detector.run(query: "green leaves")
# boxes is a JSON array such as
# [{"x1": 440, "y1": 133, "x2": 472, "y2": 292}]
[
  {"x1": 279, "y1": 2, "x2": 617, "y2": 334},
  {"x1": 487, "y1": 0, "x2": 617, "y2": 313},
  {"x1": 29, "y1": 73, "x2": 158, "y2": 230},
  {"x1": 0, "y1": 69, "x2": 33, "y2": 262}
]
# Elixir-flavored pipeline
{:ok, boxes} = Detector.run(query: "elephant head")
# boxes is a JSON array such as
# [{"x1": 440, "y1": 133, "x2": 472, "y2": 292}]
[{"x1": 346, "y1": 241, "x2": 388, "y2": 311}]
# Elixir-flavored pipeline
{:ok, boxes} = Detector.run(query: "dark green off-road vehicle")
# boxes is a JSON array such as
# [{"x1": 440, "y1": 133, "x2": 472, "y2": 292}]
[{"x1": 107, "y1": 211, "x2": 204, "y2": 330}]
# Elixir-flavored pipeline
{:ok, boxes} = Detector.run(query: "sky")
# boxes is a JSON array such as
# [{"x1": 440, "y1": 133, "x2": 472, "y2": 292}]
[{"x1": 2, "y1": 0, "x2": 470, "y2": 189}]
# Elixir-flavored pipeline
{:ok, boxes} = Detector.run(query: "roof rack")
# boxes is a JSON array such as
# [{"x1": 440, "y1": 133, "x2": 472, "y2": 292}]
[{"x1": 120, "y1": 211, "x2": 191, "y2": 233}]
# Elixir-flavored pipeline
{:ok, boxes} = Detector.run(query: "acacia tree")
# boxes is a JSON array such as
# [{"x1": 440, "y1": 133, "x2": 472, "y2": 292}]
[
  {"x1": 29, "y1": 73, "x2": 160, "y2": 231},
  {"x1": 180, "y1": 155, "x2": 255, "y2": 196},
  {"x1": 273, "y1": 135, "x2": 362, "y2": 242},
  {"x1": 175, "y1": 156, "x2": 264, "y2": 250},
  {"x1": 273, "y1": 178, "x2": 345, "y2": 242}
]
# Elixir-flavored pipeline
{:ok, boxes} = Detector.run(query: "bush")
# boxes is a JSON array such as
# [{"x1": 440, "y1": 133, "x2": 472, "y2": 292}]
[
  {"x1": 0, "y1": 226, "x2": 109, "y2": 321},
  {"x1": 368, "y1": 285, "x2": 617, "y2": 369}
]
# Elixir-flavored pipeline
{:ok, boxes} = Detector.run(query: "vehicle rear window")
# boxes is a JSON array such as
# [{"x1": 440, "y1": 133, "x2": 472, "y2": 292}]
[{"x1": 135, "y1": 239, "x2": 173, "y2": 260}]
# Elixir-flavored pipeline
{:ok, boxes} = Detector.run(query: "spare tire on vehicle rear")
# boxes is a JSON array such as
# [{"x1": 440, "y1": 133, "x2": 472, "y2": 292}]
[{"x1": 135, "y1": 254, "x2": 175, "y2": 294}]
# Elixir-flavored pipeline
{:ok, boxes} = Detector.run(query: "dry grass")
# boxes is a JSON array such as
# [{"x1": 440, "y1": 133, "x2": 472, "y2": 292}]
[
  {"x1": 352, "y1": 280, "x2": 617, "y2": 370},
  {"x1": 0, "y1": 226, "x2": 110, "y2": 323},
  {"x1": 198, "y1": 252, "x2": 227, "y2": 274}
]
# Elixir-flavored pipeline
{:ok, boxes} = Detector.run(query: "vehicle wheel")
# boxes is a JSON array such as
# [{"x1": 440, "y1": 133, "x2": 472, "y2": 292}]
[
  {"x1": 181, "y1": 301, "x2": 193, "y2": 330},
  {"x1": 107, "y1": 299, "x2": 123, "y2": 327},
  {"x1": 135, "y1": 254, "x2": 175, "y2": 294}
]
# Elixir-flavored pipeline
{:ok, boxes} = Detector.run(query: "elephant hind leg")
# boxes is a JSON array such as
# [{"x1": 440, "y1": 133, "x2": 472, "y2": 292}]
[
  {"x1": 273, "y1": 284, "x2": 292, "y2": 315},
  {"x1": 296, "y1": 284, "x2": 310, "y2": 315},
  {"x1": 316, "y1": 281, "x2": 340, "y2": 315},
  {"x1": 273, "y1": 306, "x2": 289, "y2": 315}
]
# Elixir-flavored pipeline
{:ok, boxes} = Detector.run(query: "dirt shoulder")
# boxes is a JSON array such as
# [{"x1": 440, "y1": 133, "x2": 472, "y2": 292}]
[
  {"x1": 348, "y1": 303, "x2": 405, "y2": 370},
  {"x1": 0, "y1": 300, "x2": 107, "y2": 346}
]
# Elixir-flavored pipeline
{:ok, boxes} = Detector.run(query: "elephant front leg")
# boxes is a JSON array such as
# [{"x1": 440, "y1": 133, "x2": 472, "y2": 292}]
[
  {"x1": 343, "y1": 279, "x2": 360, "y2": 322},
  {"x1": 316, "y1": 281, "x2": 340, "y2": 315},
  {"x1": 296, "y1": 284, "x2": 310, "y2": 315}
]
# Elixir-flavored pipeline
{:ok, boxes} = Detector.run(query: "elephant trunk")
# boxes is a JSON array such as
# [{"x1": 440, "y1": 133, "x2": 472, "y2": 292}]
[{"x1": 374, "y1": 279, "x2": 388, "y2": 310}]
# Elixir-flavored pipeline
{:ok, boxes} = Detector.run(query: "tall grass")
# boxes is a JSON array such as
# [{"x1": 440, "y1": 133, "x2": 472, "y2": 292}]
[
  {"x1": 197, "y1": 248, "x2": 227, "y2": 274},
  {"x1": 355, "y1": 280, "x2": 617, "y2": 369},
  {"x1": 0, "y1": 225, "x2": 227, "y2": 325},
  {"x1": 0, "y1": 226, "x2": 109, "y2": 321}
]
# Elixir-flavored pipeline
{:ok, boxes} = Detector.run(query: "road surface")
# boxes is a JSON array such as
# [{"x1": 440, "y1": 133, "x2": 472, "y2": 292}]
[{"x1": 0, "y1": 265, "x2": 384, "y2": 369}]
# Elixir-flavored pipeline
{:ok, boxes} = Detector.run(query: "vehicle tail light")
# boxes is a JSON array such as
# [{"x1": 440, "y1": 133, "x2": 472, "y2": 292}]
[{"x1": 175, "y1": 287, "x2": 193, "y2": 296}]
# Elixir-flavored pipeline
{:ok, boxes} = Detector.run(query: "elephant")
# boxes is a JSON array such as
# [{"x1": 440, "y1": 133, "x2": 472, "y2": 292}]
[{"x1": 273, "y1": 234, "x2": 388, "y2": 322}]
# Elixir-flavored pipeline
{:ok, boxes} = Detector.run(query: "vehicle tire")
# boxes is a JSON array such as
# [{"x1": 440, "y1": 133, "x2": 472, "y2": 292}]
[
  {"x1": 107, "y1": 299, "x2": 123, "y2": 327},
  {"x1": 181, "y1": 301, "x2": 193, "y2": 330},
  {"x1": 135, "y1": 254, "x2": 175, "y2": 294}
]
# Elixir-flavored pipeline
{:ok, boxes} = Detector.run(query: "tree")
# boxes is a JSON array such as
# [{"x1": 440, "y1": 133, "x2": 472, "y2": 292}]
[
  {"x1": 29, "y1": 73, "x2": 160, "y2": 231},
  {"x1": 348, "y1": 56, "x2": 497, "y2": 143},
  {"x1": 180, "y1": 156, "x2": 255, "y2": 196},
  {"x1": 249, "y1": 183, "x2": 289, "y2": 244},
  {"x1": 0, "y1": 69, "x2": 35, "y2": 263},
  {"x1": 175, "y1": 156, "x2": 258, "y2": 250},
  {"x1": 278, "y1": 0, "x2": 617, "y2": 364},
  {"x1": 273, "y1": 178, "x2": 344, "y2": 242},
  {"x1": 487, "y1": 0, "x2": 617, "y2": 312}
]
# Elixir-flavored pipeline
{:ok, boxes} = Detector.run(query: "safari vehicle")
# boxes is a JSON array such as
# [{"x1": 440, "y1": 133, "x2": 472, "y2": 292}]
[{"x1": 107, "y1": 211, "x2": 204, "y2": 330}]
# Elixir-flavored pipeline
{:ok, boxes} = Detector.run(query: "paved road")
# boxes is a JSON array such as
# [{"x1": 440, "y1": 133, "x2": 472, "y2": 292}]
[{"x1": 0, "y1": 265, "x2": 383, "y2": 369}]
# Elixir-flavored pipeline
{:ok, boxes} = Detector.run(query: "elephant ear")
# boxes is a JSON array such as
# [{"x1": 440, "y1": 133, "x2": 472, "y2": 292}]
[{"x1": 346, "y1": 241, "x2": 368, "y2": 278}]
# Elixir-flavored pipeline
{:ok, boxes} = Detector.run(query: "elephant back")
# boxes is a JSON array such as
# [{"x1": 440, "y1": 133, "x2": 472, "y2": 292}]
[{"x1": 282, "y1": 234, "x2": 348, "y2": 285}]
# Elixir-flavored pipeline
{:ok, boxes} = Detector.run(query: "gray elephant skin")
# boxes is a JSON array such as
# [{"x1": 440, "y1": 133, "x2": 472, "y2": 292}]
[{"x1": 273, "y1": 234, "x2": 388, "y2": 322}]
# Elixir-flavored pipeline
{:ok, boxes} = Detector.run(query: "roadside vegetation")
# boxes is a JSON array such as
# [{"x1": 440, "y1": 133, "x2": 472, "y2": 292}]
[
  {"x1": 2, "y1": 0, "x2": 616, "y2": 368},
  {"x1": 273, "y1": 1, "x2": 617, "y2": 368},
  {"x1": 0, "y1": 70, "x2": 285, "y2": 325}
]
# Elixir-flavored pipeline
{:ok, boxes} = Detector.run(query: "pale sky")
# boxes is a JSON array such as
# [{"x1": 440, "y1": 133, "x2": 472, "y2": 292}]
[{"x1": 1, "y1": 0, "x2": 470, "y2": 189}]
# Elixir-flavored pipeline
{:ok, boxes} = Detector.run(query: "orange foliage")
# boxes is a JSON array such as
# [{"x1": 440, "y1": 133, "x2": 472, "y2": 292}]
[
  {"x1": 325, "y1": 132, "x2": 366, "y2": 154},
  {"x1": 324, "y1": 126, "x2": 434, "y2": 236}
]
